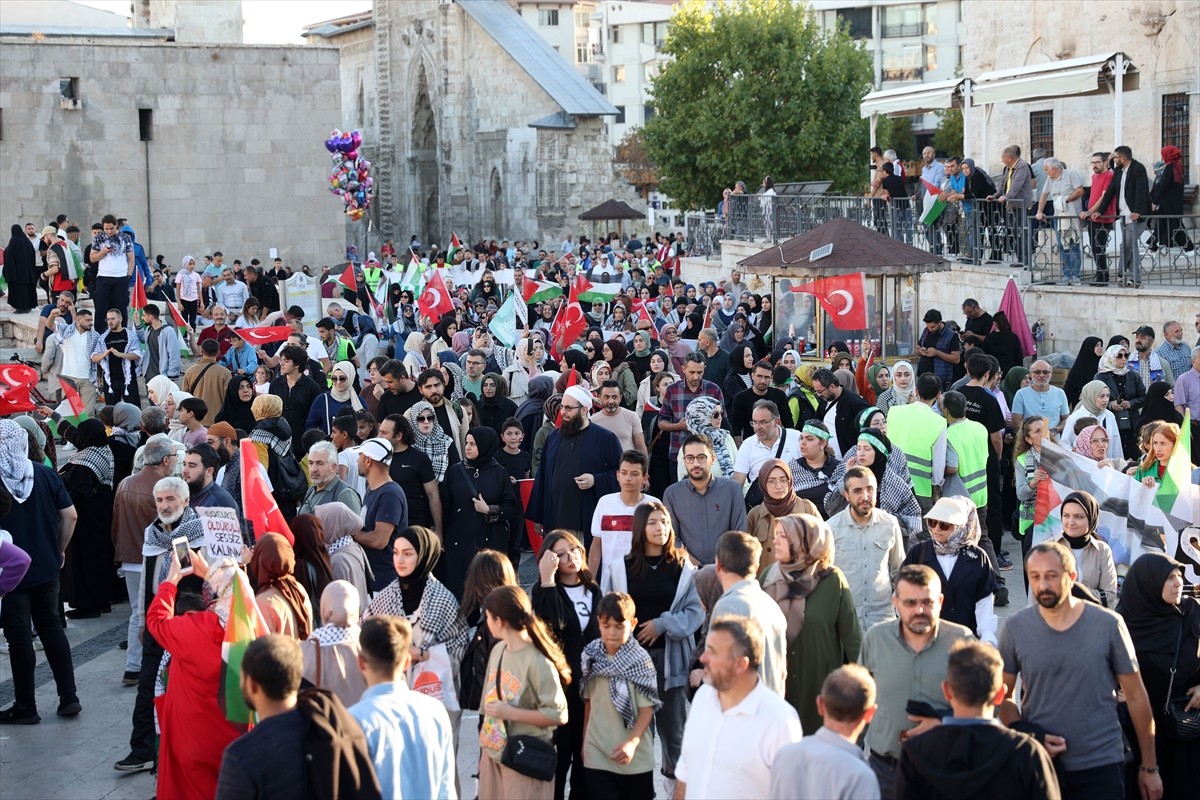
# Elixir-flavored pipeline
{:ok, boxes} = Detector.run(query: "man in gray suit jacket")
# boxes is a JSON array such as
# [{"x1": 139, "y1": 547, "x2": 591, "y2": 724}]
[
  {"x1": 989, "y1": 145, "x2": 1035, "y2": 265},
  {"x1": 1086, "y1": 145, "x2": 1151, "y2": 287}
]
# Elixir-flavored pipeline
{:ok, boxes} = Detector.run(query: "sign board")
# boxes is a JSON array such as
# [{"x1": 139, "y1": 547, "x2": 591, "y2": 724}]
[
  {"x1": 278, "y1": 272, "x2": 322, "y2": 336},
  {"x1": 198, "y1": 506, "x2": 246, "y2": 563},
  {"x1": 269, "y1": 247, "x2": 278, "y2": 260}
]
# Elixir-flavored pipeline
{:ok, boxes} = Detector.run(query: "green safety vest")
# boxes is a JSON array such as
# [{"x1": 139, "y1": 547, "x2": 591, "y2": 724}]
[
  {"x1": 886, "y1": 403, "x2": 946, "y2": 499},
  {"x1": 946, "y1": 419, "x2": 989, "y2": 507},
  {"x1": 363, "y1": 267, "x2": 383, "y2": 294}
]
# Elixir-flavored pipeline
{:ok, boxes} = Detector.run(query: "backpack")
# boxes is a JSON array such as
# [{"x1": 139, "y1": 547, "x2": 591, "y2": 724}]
[
  {"x1": 295, "y1": 688, "x2": 382, "y2": 800},
  {"x1": 268, "y1": 448, "x2": 308, "y2": 503}
]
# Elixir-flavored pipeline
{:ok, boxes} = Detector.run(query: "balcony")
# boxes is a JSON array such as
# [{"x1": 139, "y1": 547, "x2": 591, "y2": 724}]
[{"x1": 882, "y1": 22, "x2": 925, "y2": 38}]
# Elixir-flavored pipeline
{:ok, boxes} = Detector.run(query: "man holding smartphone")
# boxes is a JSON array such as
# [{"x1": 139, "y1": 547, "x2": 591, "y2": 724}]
[{"x1": 88, "y1": 214, "x2": 135, "y2": 327}]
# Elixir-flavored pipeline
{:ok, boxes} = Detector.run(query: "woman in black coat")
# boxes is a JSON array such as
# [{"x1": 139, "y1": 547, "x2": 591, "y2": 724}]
[
  {"x1": 3, "y1": 224, "x2": 38, "y2": 313},
  {"x1": 1095, "y1": 344, "x2": 1147, "y2": 459},
  {"x1": 475, "y1": 373, "x2": 518, "y2": 437},
  {"x1": 982, "y1": 311, "x2": 1025, "y2": 376},
  {"x1": 441, "y1": 427, "x2": 523, "y2": 598}
]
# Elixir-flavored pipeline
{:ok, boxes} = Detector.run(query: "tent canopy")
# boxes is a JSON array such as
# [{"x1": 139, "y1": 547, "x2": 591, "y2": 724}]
[
  {"x1": 860, "y1": 77, "x2": 972, "y2": 119},
  {"x1": 737, "y1": 218, "x2": 949, "y2": 277},
  {"x1": 578, "y1": 199, "x2": 644, "y2": 221},
  {"x1": 972, "y1": 52, "x2": 1138, "y2": 106}
]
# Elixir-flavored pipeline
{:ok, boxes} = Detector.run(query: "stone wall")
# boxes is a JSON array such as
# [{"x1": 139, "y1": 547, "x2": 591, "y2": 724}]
[
  {"x1": 0, "y1": 39, "x2": 346, "y2": 267},
  {"x1": 683, "y1": 239, "x2": 1197, "y2": 359}
]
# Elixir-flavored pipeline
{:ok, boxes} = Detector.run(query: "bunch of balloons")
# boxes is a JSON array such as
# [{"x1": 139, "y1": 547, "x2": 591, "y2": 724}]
[{"x1": 326, "y1": 129, "x2": 373, "y2": 222}]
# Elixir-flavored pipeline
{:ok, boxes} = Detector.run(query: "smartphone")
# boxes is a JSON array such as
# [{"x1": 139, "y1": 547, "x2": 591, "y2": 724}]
[{"x1": 171, "y1": 536, "x2": 194, "y2": 575}]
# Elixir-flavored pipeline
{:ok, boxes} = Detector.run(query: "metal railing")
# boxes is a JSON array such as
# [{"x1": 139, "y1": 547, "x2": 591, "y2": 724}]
[{"x1": 686, "y1": 194, "x2": 1200, "y2": 286}]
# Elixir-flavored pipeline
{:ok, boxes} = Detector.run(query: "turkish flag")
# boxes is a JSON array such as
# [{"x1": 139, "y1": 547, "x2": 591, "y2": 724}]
[
  {"x1": 631, "y1": 298, "x2": 655, "y2": 322},
  {"x1": 234, "y1": 326, "x2": 294, "y2": 347},
  {"x1": 418, "y1": 270, "x2": 454, "y2": 320},
  {"x1": 59, "y1": 376, "x2": 86, "y2": 417},
  {"x1": 130, "y1": 268, "x2": 148, "y2": 310},
  {"x1": 789, "y1": 273, "x2": 868, "y2": 330},
  {"x1": 0, "y1": 364, "x2": 39, "y2": 415},
  {"x1": 240, "y1": 439, "x2": 294, "y2": 545},
  {"x1": 550, "y1": 286, "x2": 587, "y2": 356}
]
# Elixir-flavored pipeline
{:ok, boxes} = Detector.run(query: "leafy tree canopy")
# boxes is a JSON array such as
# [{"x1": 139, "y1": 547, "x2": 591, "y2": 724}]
[{"x1": 644, "y1": 0, "x2": 875, "y2": 209}]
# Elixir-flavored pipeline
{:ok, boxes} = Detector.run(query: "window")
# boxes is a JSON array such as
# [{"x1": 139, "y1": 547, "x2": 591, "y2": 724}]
[
  {"x1": 615, "y1": 105, "x2": 626, "y2": 124},
  {"x1": 643, "y1": 103, "x2": 655, "y2": 122},
  {"x1": 575, "y1": 10, "x2": 589, "y2": 28},
  {"x1": 656, "y1": 23, "x2": 668, "y2": 46},
  {"x1": 610, "y1": 25, "x2": 620, "y2": 43},
  {"x1": 924, "y1": 45, "x2": 937, "y2": 73},
  {"x1": 643, "y1": 22, "x2": 655, "y2": 45},
  {"x1": 837, "y1": 7, "x2": 872, "y2": 39},
  {"x1": 539, "y1": 9, "x2": 559, "y2": 27},
  {"x1": 882, "y1": 46, "x2": 922, "y2": 81},
  {"x1": 138, "y1": 108, "x2": 153, "y2": 141},
  {"x1": 59, "y1": 77, "x2": 79, "y2": 109},
  {"x1": 591, "y1": 80, "x2": 607, "y2": 96},
  {"x1": 1029, "y1": 110, "x2": 1054, "y2": 157},
  {"x1": 1162, "y1": 93, "x2": 1191, "y2": 183},
  {"x1": 925, "y1": 3, "x2": 938, "y2": 35},
  {"x1": 576, "y1": 43, "x2": 591, "y2": 64},
  {"x1": 645, "y1": 62, "x2": 660, "y2": 82},
  {"x1": 614, "y1": 65, "x2": 626, "y2": 83},
  {"x1": 882, "y1": 5, "x2": 923, "y2": 37}
]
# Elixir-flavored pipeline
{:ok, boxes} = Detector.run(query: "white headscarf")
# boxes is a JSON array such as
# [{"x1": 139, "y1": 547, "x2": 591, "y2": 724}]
[
  {"x1": 1098, "y1": 345, "x2": 1129, "y2": 376},
  {"x1": 147, "y1": 375, "x2": 181, "y2": 408},
  {"x1": 329, "y1": 361, "x2": 364, "y2": 410},
  {"x1": 0, "y1": 420, "x2": 34, "y2": 502},
  {"x1": 890, "y1": 360, "x2": 916, "y2": 404}
]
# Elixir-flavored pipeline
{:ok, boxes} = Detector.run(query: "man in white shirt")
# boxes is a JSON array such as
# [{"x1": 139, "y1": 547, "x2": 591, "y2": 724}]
[
  {"x1": 53, "y1": 307, "x2": 102, "y2": 413},
  {"x1": 88, "y1": 213, "x2": 135, "y2": 327},
  {"x1": 1035, "y1": 158, "x2": 1086, "y2": 285},
  {"x1": 827, "y1": 467, "x2": 905, "y2": 630},
  {"x1": 214, "y1": 267, "x2": 249, "y2": 314},
  {"x1": 675, "y1": 615, "x2": 802, "y2": 799},
  {"x1": 732, "y1": 399, "x2": 801, "y2": 487},
  {"x1": 587, "y1": 450, "x2": 658, "y2": 592}
]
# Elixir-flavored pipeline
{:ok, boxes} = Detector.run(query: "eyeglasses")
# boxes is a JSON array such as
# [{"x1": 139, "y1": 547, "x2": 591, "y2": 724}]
[
  {"x1": 561, "y1": 403, "x2": 585, "y2": 412},
  {"x1": 584, "y1": 347, "x2": 595, "y2": 352},
  {"x1": 927, "y1": 519, "x2": 956, "y2": 531},
  {"x1": 416, "y1": 415, "x2": 435, "y2": 422},
  {"x1": 1030, "y1": 370, "x2": 1052, "y2": 375},
  {"x1": 682, "y1": 454, "x2": 711, "y2": 463},
  {"x1": 898, "y1": 598, "x2": 936, "y2": 609}
]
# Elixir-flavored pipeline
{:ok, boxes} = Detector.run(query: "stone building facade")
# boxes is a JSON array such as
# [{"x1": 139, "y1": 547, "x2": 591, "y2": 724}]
[
  {"x1": 306, "y1": 0, "x2": 644, "y2": 248},
  {"x1": 961, "y1": 0, "x2": 1199, "y2": 183},
  {"x1": 0, "y1": 30, "x2": 345, "y2": 266}
]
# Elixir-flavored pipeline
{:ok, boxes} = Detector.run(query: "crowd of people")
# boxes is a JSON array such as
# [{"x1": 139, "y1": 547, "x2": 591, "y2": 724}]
[{"x1": 1, "y1": 217, "x2": 1198, "y2": 800}]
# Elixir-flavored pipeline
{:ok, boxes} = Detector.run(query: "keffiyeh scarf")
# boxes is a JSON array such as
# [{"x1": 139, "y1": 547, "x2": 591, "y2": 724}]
[
  {"x1": 366, "y1": 576, "x2": 469, "y2": 661},
  {"x1": 684, "y1": 396, "x2": 734, "y2": 476},
  {"x1": 405, "y1": 402, "x2": 452, "y2": 481},
  {"x1": 0, "y1": 420, "x2": 34, "y2": 502},
  {"x1": 69, "y1": 445, "x2": 115, "y2": 488},
  {"x1": 326, "y1": 536, "x2": 354, "y2": 556},
  {"x1": 309, "y1": 623, "x2": 360, "y2": 646},
  {"x1": 143, "y1": 508, "x2": 206, "y2": 585},
  {"x1": 580, "y1": 637, "x2": 662, "y2": 728}
]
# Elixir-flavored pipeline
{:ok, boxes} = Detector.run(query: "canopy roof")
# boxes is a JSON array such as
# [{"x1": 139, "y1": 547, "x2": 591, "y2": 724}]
[
  {"x1": 860, "y1": 77, "x2": 971, "y2": 119},
  {"x1": 737, "y1": 218, "x2": 949, "y2": 277},
  {"x1": 972, "y1": 52, "x2": 1138, "y2": 106},
  {"x1": 578, "y1": 199, "x2": 644, "y2": 221}
]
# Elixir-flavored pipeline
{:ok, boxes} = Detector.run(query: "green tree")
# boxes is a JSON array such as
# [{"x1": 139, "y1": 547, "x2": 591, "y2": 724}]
[
  {"x1": 643, "y1": 0, "x2": 875, "y2": 209},
  {"x1": 614, "y1": 127, "x2": 660, "y2": 198},
  {"x1": 887, "y1": 117, "x2": 916, "y2": 162},
  {"x1": 932, "y1": 108, "x2": 964, "y2": 156}
]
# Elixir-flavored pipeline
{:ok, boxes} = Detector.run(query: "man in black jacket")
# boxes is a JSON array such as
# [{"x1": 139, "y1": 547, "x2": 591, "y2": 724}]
[
  {"x1": 1085, "y1": 145, "x2": 1150, "y2": 287},
  {"x1": 895, "y1": 639, "x2": 1060, "y2": 800},
  {"x1": 813, "y1": 367, "x2": 869, "y2": 459}
]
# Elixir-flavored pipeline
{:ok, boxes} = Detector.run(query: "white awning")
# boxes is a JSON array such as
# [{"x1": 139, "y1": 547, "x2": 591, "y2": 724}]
[
  {"x1": 972, "y1": 52, "x2": 1138, "y2": 106},
  {"x1": 860, "y1": 78, "x2": 971, "y2": 119}
]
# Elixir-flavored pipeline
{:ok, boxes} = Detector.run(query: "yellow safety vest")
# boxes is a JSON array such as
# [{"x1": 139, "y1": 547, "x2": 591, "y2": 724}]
[
  {"x1": 946, "y1": 419, "x2": 989, "y2": 507},
  {"x1": 887, "y1": 403, "x2": 946, "y2": 499}
]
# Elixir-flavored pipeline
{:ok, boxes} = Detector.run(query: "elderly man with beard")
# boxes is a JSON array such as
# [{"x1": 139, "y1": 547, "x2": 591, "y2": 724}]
[
  {"x1": 998, "y1": 542, "x2": 1161, "y2": 800},
  {"x1": 113, "y1": 476, "x2": 206, "y2": 773},
  {"x1": 527, "y1": 384, "x2": 623, "y2": 549}
]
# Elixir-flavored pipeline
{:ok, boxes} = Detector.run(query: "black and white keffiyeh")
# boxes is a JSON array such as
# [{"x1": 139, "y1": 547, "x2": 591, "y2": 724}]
[
  {"x1": 366, "y1": 576, "x2": 469, "y2": 662},
  {"x1": 309, "y1": 623, "x2": 360, "y2": 646},
  {"x1": 143, "y1": 508, "x2": 206, "y2": 585},
  {"x1": 326, "y1": 535, "x2": 354, "y2": 556},
  {"x1": 405, "y1": 401, "x2": 452, "y2": 481},
  {"x1": 580, "y1": 637, "x2": 661, "y2": 728},
  {"x1": 69, "y1": 446, "x2": 115, "y2": 488}
]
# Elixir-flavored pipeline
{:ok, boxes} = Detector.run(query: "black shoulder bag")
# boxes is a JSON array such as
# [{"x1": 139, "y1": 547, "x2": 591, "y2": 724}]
[
  {"x1": 1162, "y1": 619, "x2": 1200, "y2": 742},
  {"x1": 495, "y1": 645, "x2": 558, "y2": 781}
]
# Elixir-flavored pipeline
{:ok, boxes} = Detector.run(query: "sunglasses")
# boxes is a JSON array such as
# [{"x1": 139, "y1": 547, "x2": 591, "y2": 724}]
[
  {"x1": 584, "y1": 347, "x2": 595, "y2": 352},
  {"x1": 1116, "y1": 352, "x2": 1129, "y2": 359},
  {"x1": 416, "y1": 415, "x2": 435, "y2": 422},
  {"x1": 927, "y1": 519, "x2": 956, "y2": 532},
  {"x1": 332, "y1": 376, "x2": 348, "y2": 383}
]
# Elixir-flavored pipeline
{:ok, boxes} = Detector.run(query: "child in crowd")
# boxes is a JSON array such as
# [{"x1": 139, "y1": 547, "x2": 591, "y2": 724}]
[
  {"x1": 587, "y1": 450, "x2": 658, "y2": 593},
  {"x1": 177, "y1": 397, "x2": 208, "y2": 447},
  {"x1": 580, "y1": 592, "x2": 661, "y2": 800},
  {"x1": 253, "y1": 364, "x2": 272, "y2": 395},
  {"x1": 354, "y1": 410, "x2": 377, "y2": 442},
  {"x1": 495, "y1": 417, "x2": 532, "y2": 481}
]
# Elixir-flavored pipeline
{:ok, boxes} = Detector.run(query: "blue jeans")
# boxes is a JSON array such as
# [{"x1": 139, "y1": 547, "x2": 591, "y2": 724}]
[
  {"x1": 1056, "y1": 228, "x2": 1081, "y2": 281},
  {"x1": 0, "y1": 578, "x2": 77, "y2": 710}
]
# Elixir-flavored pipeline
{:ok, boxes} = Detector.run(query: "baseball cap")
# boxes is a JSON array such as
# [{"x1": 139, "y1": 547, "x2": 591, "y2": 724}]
[
  {"x1": 1132, "y1": 325, "x2": 1155, "y2": 338},
  {"x1": 350, "y1": 437, "x2": 393, "y2": 465},
  {"x1": 924, "y1": 496, "x2": 971, "y2": 526},
  {"x1": 40, "y1": 225, "x2": 57, "y2": 237}
]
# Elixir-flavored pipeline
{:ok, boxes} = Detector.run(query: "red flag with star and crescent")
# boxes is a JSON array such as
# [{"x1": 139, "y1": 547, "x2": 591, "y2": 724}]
[
  {"x1": 234, "y1": 326, "x2": 294, "y2": 347},
  {"x1": 550, "y1": 285, "x2": 587, "y2": 357},
  {"x1": 0, "y1": 364, "x2": 39, "y2": 415},
  {"x1": 418, "y1": 270, "x2": 454, "y2": 320},
  {"x1": 789, "y1": 273, "x2": 868, "y2": 330}
]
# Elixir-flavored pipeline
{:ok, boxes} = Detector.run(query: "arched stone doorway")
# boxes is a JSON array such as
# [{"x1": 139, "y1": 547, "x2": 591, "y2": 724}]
[
  {"x1": 490, "y1": 168, "x2": 503, "y2": 238},
  {"x1": 411, "y1": 67, "x2": 439, "y2": 246}
]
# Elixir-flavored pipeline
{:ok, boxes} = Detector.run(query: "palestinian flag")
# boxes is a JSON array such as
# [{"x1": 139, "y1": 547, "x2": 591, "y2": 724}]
[
  {"x1": 521, "y1": 279, "x2": 563, "y2": 305},
  {"x1": 1155, "y1": 411, "x2": 1197, "y2": 525},
  {"x1": 574, "y1": 273, "x2": 622, "y2": 305},
  {"x1": 162, "y1": 299, "x2": 193, "y2": 357},
  {"x1": 325, "y1": 263, "x2": 358, "y2": 294},
  {"x1": 48, "y1": 376, "x2": 89, "y2": 437},
  {"x1": 219, "y1": 568, "x2": 270, "y2": 728},
  {"x1": 1031, "y1": 469, "x2": 1062, "y2": 543},
  {"x1": 920, "y1": 178, "x2": 947, "y2": 226},
  {"x1": 446, "y1": 232, "x2": 462, "y2": 263}
]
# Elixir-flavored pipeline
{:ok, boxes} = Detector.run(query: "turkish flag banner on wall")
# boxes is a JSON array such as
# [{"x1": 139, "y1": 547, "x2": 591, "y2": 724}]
[{"x1": 789, "y1": 273, "x2": 868, "y2": 330}]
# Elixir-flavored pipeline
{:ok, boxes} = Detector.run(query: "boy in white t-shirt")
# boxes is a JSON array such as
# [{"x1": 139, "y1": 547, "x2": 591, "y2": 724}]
[{"x1": 587, "y1": 450, "x2": 659, "y2": 593}]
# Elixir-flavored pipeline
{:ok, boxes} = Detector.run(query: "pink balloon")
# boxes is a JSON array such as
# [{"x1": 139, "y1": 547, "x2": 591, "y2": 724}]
[{"x1": 346, "y1": 149, "x2": 359, "y2": 161}]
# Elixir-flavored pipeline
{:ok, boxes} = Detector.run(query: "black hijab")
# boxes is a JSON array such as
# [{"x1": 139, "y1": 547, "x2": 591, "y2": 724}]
[
  {"x1": 515, "y1": 375, "x2": 555, "y2": 422},
  {"x1": 729, "y1": 343, "x2": 755, "y2": 376},
  {"x1": 1107, "y1": 334, "x2": 1130, "y2": 350},
  {"x1": 216, "y1": 375, "x2": 257, "y2": 432},
  {"x1": 3, "y1": 224, "x2": 37, "y2": 286},
  {"x1": 395, "y1": 525, "x2": 442, "y2": 614},
  {"x1": 1140, "y1": 381, "x2": 1183, "y2": 429},
  {"x1": 1064, "y1": 336, "x2": 1104, "y2": 407},
  {"x1": 466, "y1": 426, "x2": 500, "y2": 469},
  {"x1": 1117, "y1": 553, "x2": 1200, "y2": 671},
  {"x1": 681, "y1": 311, "x2": 703, "y2": 340},
  {"x1": 1059, "y1": 491, "x2": 1099, "y2": 547}
]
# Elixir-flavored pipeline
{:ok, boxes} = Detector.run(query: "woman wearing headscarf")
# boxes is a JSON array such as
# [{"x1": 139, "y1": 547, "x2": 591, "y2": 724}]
[
  {"x1": 723, "y1": 343, "x2": 756, "y2": 404},
  {"x1": 861, "y1": 363, "x2": 890, "y2": 406},
  {"x1": 442, "y1": 427, "x2": 523, "y2": 597},
  {"x1": 13, "y1": 414, "x2": 52, "y2": 467},
  {"x1": 1061, "y1": 379, "x2": 1123, "y2": 459},
  {"x1": 248, "y1": 532, "x2": 313, "y2": 639},
  {"x1": 762, "y1": 513, "x2": 860, "y2": 733},
  {"x1": 1064, "y1": 336, "x2": 1105, "y2": 408},
  {"x1": 834, "y1": 368, "x2": 858, "y2": 396},
  {"x1": 214, "y1": 374, "x2": 257, "y2": 432},
  {"x1": 248, "y1": 393, "x2": 300, "y2": 517},
  {"x1": 366, "y1": 525, "x2": 471, "y2": 760},
  {"x1": 681, "y1": 310, "x2": 705, "y2": 342},
  {"x1": 659, "y1": 323, "x2": 692, "y2": 375},
  {"x1": 405, "y1": 400, "x2": 455, "y2": 481},
  {"x1": 305, "y1": 360, "x2": 362, "y2": 436},
  {"x1": 146, "y1": 374, "x2": 181, "y2": 411},
  {"x1": 636, "y1": 348, "x2": 676, "y2": 411},
  {"x1": 1048, "y1": 490, "x2": 1120, "y2": 607},
  {"x1": 502, "y1": 337, "x2": 542, "y2": 406},
  {"x1": 1095, "y1": 343, "x2": 1147, "y2": 458},
  {"x1": 301, "y1": 580, "x2": 368, "y2": 708},
  {"x1": 603, "y1": 337, "x2": 638, "y2": 409},
  {"x1": 145, "y1": 553, "x2": 244, "y2": 800},
  {"x1": 515, "y1": 375, "x2": 555, "y2": 454},
  {"x1": 1150, "y1": 145, "x2": 1193, "y2": 250},
  {"x1": 902, "y1": 496, "x2": 998, "y2": 643},
  {"x1": 402, "y1": 330, "x2": 429, "y2": 377},
  {"x1": 476, "y1": 373, "x2": 518, "y2": 437},
  {"x1": 787, "y1": 365, "x2": 820, "y2": 427},
  {"x1": 1140, "y1": 380, "x2": 1183, "y2": 431},
  {"x1": 109, "y1": 402, "x2": 142, "y2": 486},
  {"x1": 875, "y1": 359, "x2": 915, "y2": 413},
  {"x1": 288, "y1": 514, "x2": 335, "y2": 629},
  {"x1": 682, "y1": 396, "x2": 737, "y2": 480},
  {"x1": 3, "y1": 224, "x2": 38, "y2": 313},
  {"x1": 745, "y1": 459, "x2": 820, "y2": 575},
  {"x1": 1001, "y1": 365, "x2": 1030, "y2": 408},
  {"x1": 627, "y1": 328, "x2": 655, "y2": 383},
  {"x1": 313, "y1": 502, "x2": 372, "y2": 605},
  {"x1": 59, "y1": 419, "x2": 116, "y2": 618},
  {"x1": 982, "y1": 310, "x2": 1024, "y2": 376},
  {"x1": 1116, "y1": 553, "x2": 1200, "y2": 798},
  {"x1": 1072, "y1": 424, "x2": 1125, "y2": 470},
  {"x1": 451, "y1": 329, "x2": 473, "y2": 356}
]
